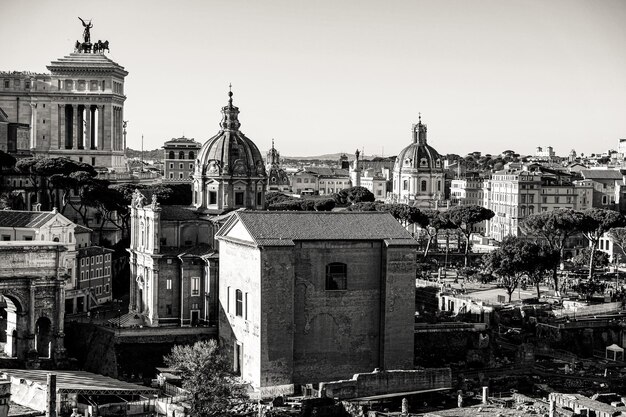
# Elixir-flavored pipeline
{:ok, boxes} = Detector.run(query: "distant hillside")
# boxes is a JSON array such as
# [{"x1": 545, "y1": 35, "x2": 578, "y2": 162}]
[
  {"x1": 284, "y1": 153, "x2": 393, "y2": 161},
  {"x1": 125, "y1": 148, "x2": 163, "y2": 161}
]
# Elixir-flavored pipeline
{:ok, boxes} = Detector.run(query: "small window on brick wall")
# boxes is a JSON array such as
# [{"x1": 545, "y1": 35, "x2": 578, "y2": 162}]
[
  {"x1": 326, "y1": 263, "x2": 347, "y2": 290},
  {"x1": 235, "y1": 289, "x2": 243, "y2": 317}
]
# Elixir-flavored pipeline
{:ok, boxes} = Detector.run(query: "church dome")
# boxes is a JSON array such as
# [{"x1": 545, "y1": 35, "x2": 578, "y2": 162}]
[
  {"x1": 195, "y1": 90, "x2": 266, "y2": 178},
  {"x1": 265, "y1": 140, "x2": 290, "y2": 187},
  {"x1": 393, "y1": 117, "x2": 443, "y2": 173}
]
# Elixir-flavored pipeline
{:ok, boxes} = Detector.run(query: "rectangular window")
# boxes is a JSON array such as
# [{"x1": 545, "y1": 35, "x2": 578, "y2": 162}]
[
  {"x1": 3, "y1": 80, "x2": 8, "y2": 88},
  {"x1": 91, "y1": 256, "x2": 94, "y2": 264},
  {"x1": 235, "y1": 192, "x2": 244, "y2": 206},
  {"x1": 209, "y1": 191, "x2": 217, "y2": 205},
  {"x1": 91, "y1": 157, "x2": 95, "y2": 166},
  {"x1": 296, "y1": 178, "x2": 302, "y2": 183},
  {"x1": 227, "y1": 286, "x2": 231, "y2": 312},
  {"x1": 326, "y1": 263, "x2": 347, "y2": 290},
  {"x1": 105, "y1": 284, "x2": 109, "y2": 293},
  {"x1": 189, "y1": 163, "x2": 193, "y2": 170},
  {"x1": 169, "y1": 173, "x2": 174, "y2": 179},
  {"x1": 1, "y1": 235, "x2": 10, "y2": 241},
  {"x1": 235, "y1": 290, "x2": 243, "y2": 317},
  {"x1": 245, "y1": 292, "x2": 248, "y2": 320},
  {"x1": 256, "y1": 192, "x2": 262, "y2": 206},
  {"x1": 179, "y1": 173, "x2": 184, "y2": 179},
  {"x1": 80, "y1": 271, "x2": 84, "y2": 281},
  {"x1": 166, "y1": 279, "x2": 172, "y2": 290},
  {"x1": 169, "y1": 163, "x2": 174, "y2": 169},
  {"x1": 179, "y1": 163, "x2": 183, "y2": 169},
  {"x1": 191, "y1": 277, "x2": 200, "y2": 296}
]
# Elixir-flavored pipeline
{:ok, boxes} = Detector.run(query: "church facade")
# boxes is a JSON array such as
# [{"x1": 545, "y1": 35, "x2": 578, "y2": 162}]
[
  {"x1": 0, "y1": 22, "x2": 128, "y2": 171},
  {"x1": 128, "y1": 90, "x2": 267, "y2": 327}
]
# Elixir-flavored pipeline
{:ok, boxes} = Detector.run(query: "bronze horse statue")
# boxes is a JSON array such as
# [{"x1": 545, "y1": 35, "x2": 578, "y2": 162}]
[{"x1": 93, "y1": 40, "x2": 110, "y2": 54}]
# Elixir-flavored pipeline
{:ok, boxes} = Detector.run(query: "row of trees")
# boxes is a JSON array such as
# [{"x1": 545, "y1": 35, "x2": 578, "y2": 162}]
[
  {"x1": 265, "y1": 186, "x2": 378, "y2": 211},
  {"x1": 481, "y1": 208, "x2": 626, "y2": 302},
  {"x1": 2, "y1": 157, "x2": 191, "y2": 243},
  {"x1": 348, "y1": 202, "x2": 495, "y2": 266}
]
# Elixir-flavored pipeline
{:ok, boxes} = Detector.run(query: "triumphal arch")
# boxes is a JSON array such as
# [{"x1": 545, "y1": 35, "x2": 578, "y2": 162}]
[{"x1": 0, "y1": 242, "x2": 66, "y2": 365}]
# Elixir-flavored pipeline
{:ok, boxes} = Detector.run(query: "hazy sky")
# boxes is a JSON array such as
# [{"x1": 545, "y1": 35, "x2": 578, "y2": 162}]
[{"x1": 2, "y1": 0, "x2": 625, "y2": 158}]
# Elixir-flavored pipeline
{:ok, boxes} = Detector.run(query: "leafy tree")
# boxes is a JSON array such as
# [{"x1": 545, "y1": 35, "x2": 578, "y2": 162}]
[
  {"x1": 523, "y1": 244, "x2": 559, "y2": 299},
  {"x1": 608, "y1": 227, "x2": 626, "y2": 259},
  {"x1": 299, "y1": 199, "x2": 316, "y2": 211},
  {"x1": 447, "y1": 205, "x2": 495, "y2": 266},
  {"x1": 314, "y1": 198, "x2": 335, "y2": 211},
  {"x1": 416, "y1": 210, "x2": 456, "y2": 258},
  {"x1": 481, "y1": 236, "x2": 528, "y2": 302},
  {"x1": 164, "y1": 340, "x2": 247, "y2": 416},
  {"x1": 16, "y1": 157, "x2": 97, "y2": 211},
  {"x1": 571, "y1": 279, "x2": 607, "y2": 301},
  {"x1": 348, "y1": 202, "x2": 381, "y2": 211},
  {"x1": 579, "y1": 208, "x2": 626, "y2": 279},
  {"x1": 520, "y1": 209, "x2": 586, "y2": 291},
  {"x1": 571, "y1": 247, "x2": 610, "y2": 269},
  {"x1": 268, "y1": 200, "x2": 303, "y2": 211},
  {"x1": 265, "y1": 192, "x2": 292, "y2": 208},
  {"x1": 337, "y1": 186, "x2": 375, "y2": 204}
]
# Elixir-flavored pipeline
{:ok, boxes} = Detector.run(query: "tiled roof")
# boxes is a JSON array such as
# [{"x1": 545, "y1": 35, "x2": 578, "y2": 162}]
[
  {"x1": 160, "y1": 205, "x2": 206, "y2": 221},
  {"x1": 221, "y1": 211, "x2": 417, "y2": 247},
  {"x1": 78, "y1": 246, "x2": 114, "y2": 256},
  {"x1": 299, "y1": 167, "x2": 350, "y2": 177},
  {"x1": 580, "y1": 169, "x2": 623, "y2": 180},
  {"x1": 0, "y1": 210, "x2": 57, "y2": 228},
  {"x1": 74, "y1": 224, "x2": 92, "y2": 234}
]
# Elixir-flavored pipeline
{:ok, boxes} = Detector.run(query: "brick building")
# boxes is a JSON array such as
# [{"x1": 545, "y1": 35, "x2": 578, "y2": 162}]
[
  {"x1": 290, "y1": 167, "x2": 351, "y2": 195},
  {"x1": 216, "y1": 211, "x2": 418, "y2": 395},
  {"x1": 76, "y1": 246, "x2": 114, "y2": 312},
  {"x1": 163, "y1": 137, "x2": 201, "y2": 183}
]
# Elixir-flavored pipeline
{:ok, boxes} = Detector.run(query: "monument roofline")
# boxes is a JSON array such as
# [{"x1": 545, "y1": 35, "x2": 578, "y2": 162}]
[{"x1": 47, "y1": 53, "x2": 128, "y2": 77}]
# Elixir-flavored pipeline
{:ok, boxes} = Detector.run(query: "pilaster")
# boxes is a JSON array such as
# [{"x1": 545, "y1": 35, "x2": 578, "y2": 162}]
[{"x1": 72, "y1": 105, "x2": 79, "y2": 150}]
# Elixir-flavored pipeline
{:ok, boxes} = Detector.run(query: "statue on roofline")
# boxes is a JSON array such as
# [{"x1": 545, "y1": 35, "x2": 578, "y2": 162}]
[{"x1": 78, "y1": 17, "x2": 93, "y2": 44}]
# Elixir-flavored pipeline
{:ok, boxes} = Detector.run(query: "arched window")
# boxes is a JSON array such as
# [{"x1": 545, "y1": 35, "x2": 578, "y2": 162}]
[
  {"x1": 140, "y1": 222, "x2": 145, "y2": 247},
  {"x1": 326, "y1": 263, "x2": 347, "y2": 290},
  {"x1": 421, "y1": 180, "x2": 427, "y2": 192},
  {"x1": 168, "y1": 151, "x2": 175, "y2": 159},
  {"x1": 235, "y1": 289, "x2": 243, "y2": 317},
  {"x1": 179, "y1": 151, "x2": 185, "y2": 159},
  {"x1": 189, "y1": 151, "x2": 195, "y2": 160},
  {"x1": 528, "y1": 206, "x2": 534, "y2": 214}
]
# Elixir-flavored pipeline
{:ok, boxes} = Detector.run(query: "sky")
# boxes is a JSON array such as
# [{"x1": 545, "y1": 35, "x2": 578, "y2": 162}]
[{"x1": 2, "y1": 0, "x2": 625, "y2": 158}]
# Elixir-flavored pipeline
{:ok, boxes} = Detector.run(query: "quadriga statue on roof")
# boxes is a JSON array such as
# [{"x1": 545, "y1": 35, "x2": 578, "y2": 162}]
[{"x1": 78, "y1": 17, "x2": 93, "y2": 43}]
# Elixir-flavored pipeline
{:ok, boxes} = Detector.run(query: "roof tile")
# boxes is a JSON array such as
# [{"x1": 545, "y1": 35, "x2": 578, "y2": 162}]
[{"x1": 222, "y1": 211, "x2": 417, "y2": 246}]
